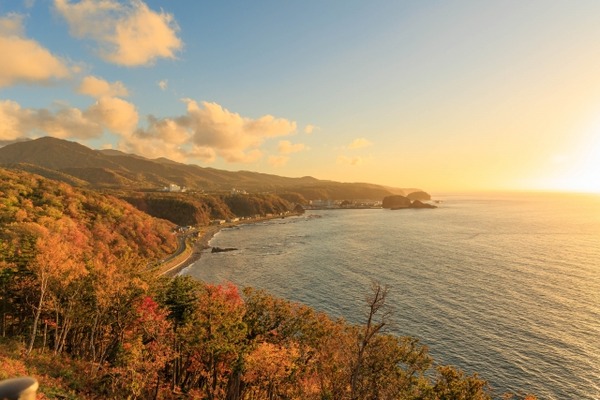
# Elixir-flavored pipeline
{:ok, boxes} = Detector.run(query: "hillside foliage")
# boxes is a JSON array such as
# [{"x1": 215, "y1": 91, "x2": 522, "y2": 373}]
[{"x1": 119, "y1": 192, "x2": 294, "y2": 226}]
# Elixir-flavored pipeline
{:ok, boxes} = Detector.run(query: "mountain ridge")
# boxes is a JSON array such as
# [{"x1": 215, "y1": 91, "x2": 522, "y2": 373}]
[{"x1": 0, "y1": 137, "x2": 419, "y2": 199}]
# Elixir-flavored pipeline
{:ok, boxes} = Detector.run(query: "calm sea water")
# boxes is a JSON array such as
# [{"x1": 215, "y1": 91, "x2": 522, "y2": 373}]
[{"x1": 181, "y1": 192, "x2": 600, "y2": 399}]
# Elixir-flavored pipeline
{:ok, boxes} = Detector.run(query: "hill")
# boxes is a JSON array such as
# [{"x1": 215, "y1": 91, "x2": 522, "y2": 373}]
[{"x1": 0, "y1": 137, "x2": 413, "y2": 200}]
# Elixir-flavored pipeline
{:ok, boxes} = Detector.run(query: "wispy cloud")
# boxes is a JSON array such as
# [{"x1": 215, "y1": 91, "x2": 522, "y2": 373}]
[
  {"x1": 78, "y1": 75, "x2": 129, "y2": 98},
  {"x1": 278, "y1": 140, "x2": 306, "y2": 155},
  {"x1": 337, "y1": 155, "x2": 365, "y2": 166},
  {"x1": 54, "y1": 0, "x2": 183, "y2": 66},
  {"x1": 304, "y1": 124, "x2": 319, "y2": 134},
  {"x1": 347, "y1": 137, "x2": 372, "y2": 149},
  {"x1": 0, "y1": 13, "x2": 71, "y2": 87},
  {"x1": 158, "y1": 79, "x2": 168, "y2": 91}
]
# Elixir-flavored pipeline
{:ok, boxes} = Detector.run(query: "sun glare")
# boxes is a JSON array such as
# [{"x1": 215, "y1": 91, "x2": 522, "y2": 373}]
[{"x1": 547, "y1": 128, "x2": 600, "y2": 193}]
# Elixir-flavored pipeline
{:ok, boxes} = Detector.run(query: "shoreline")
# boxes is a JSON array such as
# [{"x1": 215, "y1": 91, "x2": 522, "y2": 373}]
[
  {"x1": 161, "y1": 213, "x2": 304, "y2": 277},
  {"x1": 161, "y1": 225, "x2": 222, "y2": 277}
]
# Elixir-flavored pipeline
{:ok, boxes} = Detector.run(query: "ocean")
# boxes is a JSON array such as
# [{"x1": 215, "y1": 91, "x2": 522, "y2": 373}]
[{"x1": 181, "y1": 192, "x2": 600, "y2": 399}]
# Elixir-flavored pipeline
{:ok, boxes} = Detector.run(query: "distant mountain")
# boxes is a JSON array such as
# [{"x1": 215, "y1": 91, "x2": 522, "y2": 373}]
[{"x1": 0, "y1": 137, "x2": 416, "y2": 200}]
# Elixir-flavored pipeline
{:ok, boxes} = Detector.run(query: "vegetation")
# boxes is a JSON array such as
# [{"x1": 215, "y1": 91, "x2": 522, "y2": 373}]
[
  {"x1": 120, "y1": 193, "x2": 234, "y2": 226},
  {"x1": 118, "y1": 192, "x2": 294, "y2": 226},
  {"x1": 0, "y1": 168, "x2": 535, "y2": 399}
]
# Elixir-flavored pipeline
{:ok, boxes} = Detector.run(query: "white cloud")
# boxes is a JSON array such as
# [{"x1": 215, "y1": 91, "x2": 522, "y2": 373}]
[
  {"x1": 268, "y1": 155, "x2": 289, "y2": 167},
  {"x1": 158, "y1": 79, "x2": 168, "y2": 90},
  {"x1": 347, "y1": 137, "x2": 372, "y2": 149},
  {"x1": 278, "y1": 140, "x2": 306, "y2": 155},
  {"x1": 133, "y1": 100, "x2": 297, "y2": 164},
  {"x1": 54, "y1": 0, "x2": 183, "y2": 66},
  {"x1": 85, "y1": 96, "x2": 138, "y2": 135},
  {"x1": 0, "y1": 100, "x2": 102, "y2": 140},
  {"x1": 0, "y1": 14, "x2": 70, "y2": 87},
  {"x1": 78, "y1": 75, "x2": 129, "y2": 98},
  {"x1": 184, "y1": 100, "x2": 296, "y2": 161},
  {"x1": 0, "y1": 100, "x2": 30, "y2": 141},
  {"x1": 0, "y1": 97, "x2": 139, "y2": 141}
]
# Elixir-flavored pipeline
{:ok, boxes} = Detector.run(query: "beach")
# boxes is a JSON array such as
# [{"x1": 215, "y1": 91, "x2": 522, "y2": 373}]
[
  {"x1": 160, "y1": 213, "x2": 303, "y2": 277},
  {"x1": 159, "y1": 225, "x2": 222, "y2": 277}
]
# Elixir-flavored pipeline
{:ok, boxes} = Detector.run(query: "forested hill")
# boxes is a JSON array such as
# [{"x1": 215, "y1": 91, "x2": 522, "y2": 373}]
[
  {"x1": 0, "y1": 137, "x2": 411, "y2": 199},
  {"x1": 0, "y1": 167, "x2": 177, "y2": 263}
]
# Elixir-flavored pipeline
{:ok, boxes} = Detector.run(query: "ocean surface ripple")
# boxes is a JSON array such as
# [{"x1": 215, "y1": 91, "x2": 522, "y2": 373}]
[{"x1": 182, "y1": 193, "x2": 600, "y2": 399}]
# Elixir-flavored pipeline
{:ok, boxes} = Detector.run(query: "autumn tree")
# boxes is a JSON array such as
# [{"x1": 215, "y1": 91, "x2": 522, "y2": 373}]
[
  {"x1": 173, "y1": 283, "x2": 247, "y2": 398},
  {"x1": 111, "y1": 296, "x2": 174, "y2": 399},
  {"x1": 428, "y1": 365, "x2": 492, "y2": 400},
  {"x1": 26, "y1": 221, "x2": 88, "y2": 355}
]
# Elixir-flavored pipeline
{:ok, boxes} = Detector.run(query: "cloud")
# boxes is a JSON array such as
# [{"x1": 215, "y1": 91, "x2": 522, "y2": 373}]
[
  {"x1": 304, "y1": 124, "x2": 319, "y2": 134},
  {"x1": 54, "y1": 0, "x2": 183, "y2": 66},
  {"x1": 0, "y1": 14, "x2": 71, "y2": 87},
  {"x1": 347, "y1": 137, "x2": 372, "y2": 149},
  {"x1": 0, "y1": 13, "x2": 24, "y2": 35},
  {"x1": 268, "y1": 155, "x2": 289, "y2": 167},
  {"x1": 131, "y1": 100, "x2": 297, "y2": 164},
  {"x1": 337, "y1": 155, "x2": 365, "y2": 166},
  {"x1": 0, "y1": 100, "x2": 102, "y2": 140},
  {"x1": 78, "y1": 75, "x2": 129, "y2": 98},
  {"x1": 2, "y1": 94, "x2": 296, "y2": 165},
  {"x1": 158, "y1": 79, "x2": 168, "y2": 90},
  {"x1": 85, "y1": 96, "x2": 138, "y2": 135},
  {"x1": 278, "y1": 140, "x2": 306, "y2": 155},
  {"x1": 185, "y1": 100, "x2": 296, "y2": 161},
  {"x1": 0, "y1": 97, "x2": 138, "y2": 141}
]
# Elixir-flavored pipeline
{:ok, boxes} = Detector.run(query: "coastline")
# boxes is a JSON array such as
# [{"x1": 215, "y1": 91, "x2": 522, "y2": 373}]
[
  {"x1": 161, "y1": 213, "x2": 303, "y2": 277},
  {"x1": 161, "y1": 225, "x2": 222, "y2": 277}
]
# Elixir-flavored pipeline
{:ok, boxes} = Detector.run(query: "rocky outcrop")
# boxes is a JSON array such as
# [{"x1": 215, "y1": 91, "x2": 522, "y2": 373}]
[
  {"x1": 384, "y1": 195, "x2": 437, "y2": 210},
  {"x1": 382, "y1": 195, "x2": 412, "y2": 209},
  {"x1": 211, "y1": 247, "x2": 238, "y2": 253},
  {"x1": 409, "y1": 200, "x2": 437, "y2": 209}
]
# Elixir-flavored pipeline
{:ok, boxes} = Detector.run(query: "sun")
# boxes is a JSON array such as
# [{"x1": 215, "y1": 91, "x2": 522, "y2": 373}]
[
  {"x1": 524, "y1": 121, "x2": 600, "y2": 194},
  {"x1": 546, "y1": 131, "x2": 600, "y2": 193}
]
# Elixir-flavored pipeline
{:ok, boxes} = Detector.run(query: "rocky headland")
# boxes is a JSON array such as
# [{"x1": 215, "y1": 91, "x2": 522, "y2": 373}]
[{"x1": 382, "y1": 194, "x2": 437, "y2": 210}]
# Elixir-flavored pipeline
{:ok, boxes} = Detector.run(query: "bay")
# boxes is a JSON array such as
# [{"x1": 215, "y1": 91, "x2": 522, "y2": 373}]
[{"x1": 181, "y1": 192, "x2": 600, "y2": 399}]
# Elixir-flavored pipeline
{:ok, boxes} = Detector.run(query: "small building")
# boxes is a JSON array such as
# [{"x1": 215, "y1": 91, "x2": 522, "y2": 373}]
[{"x1": 162, "y1": 183, "x2": 187, "y2": 192}]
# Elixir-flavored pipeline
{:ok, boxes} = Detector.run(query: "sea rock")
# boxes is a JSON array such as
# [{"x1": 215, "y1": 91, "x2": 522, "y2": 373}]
[
  {"x1": 410, "y1": 200, "x2": 437, "y2": 209},
  {"x1": 382, "y1": 195, "x2": 412, "y2": 209},
  {"x1": 211, "y1": 246, "x2": 238, "y2": 253}
]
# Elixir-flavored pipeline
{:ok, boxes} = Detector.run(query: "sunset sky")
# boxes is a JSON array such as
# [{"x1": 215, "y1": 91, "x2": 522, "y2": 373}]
[{"x1": 1, "y1": 1, "x2": 600, "y2": 193}]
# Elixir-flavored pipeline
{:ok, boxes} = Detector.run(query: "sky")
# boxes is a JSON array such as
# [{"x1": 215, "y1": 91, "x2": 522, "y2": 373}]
[{"x1": 1, "y1": 0, "x2": 600, "y2": 193}]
